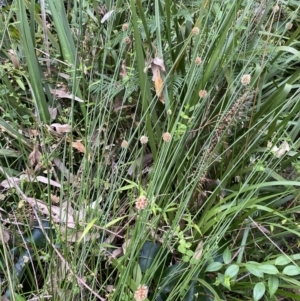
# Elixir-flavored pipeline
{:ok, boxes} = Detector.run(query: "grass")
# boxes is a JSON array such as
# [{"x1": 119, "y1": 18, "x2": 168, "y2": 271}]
[{"x1": 0, "y1": 0, "x2": 300, "y2": 300}]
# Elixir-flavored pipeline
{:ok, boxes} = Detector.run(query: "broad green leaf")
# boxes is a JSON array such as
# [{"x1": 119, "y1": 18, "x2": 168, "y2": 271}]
[
  {"x1": 224, "y1": 264, "x2": 239, "y2": 278},
  {"x1": 282, "y1": 265, "x2": 300, "y2": 276},
  {"x1": 160, "y1": 263, "x2": 189, "y2": 294},
  {"x1": 256, "y1": 265, "x2": 279, "y2": 275},
  {"x1": 245, "y1": 263, "x2": 264, "y2": 278},
  {"x1": 268, "y1": 276, "x2": 279, "y2": 297},
  {"x1": 139, "y1": 241, "x2": 162, "y2": 272},
  {"x1": 205, "y1": 262, "x2": 223, "y2": 272},
  {"x1": 13, "y1": 294, "x2": 26, "y2": 301},
  {"x1": 223, "y1": 247, "x2": 232, "y2": 264},
  {"x1": 253, "y1": 282, "x2": 265, "y2": 301},
  {"x1": 275, "y1": 255, "x2": 292, "y2": 265},
  {"x1": 178, "y1": 244, "x2": 186, "y2": 254}
]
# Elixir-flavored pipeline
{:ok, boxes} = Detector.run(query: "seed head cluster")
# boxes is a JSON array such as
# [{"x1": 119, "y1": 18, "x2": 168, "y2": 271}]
[
  {"x1": 199, "y1": 90, "x2": 208, "y2": 98},
  {"x1": 135, "y1": 196, "x2": 148, "y2": 210},
  {"x1": 122, "y1": 23, "x2": 129, "y2": 31},
  {"x1": 121, "y1": 140, "x2": 128, "y2": 148},
  {"x1": 199, "y1": 91, "x2": 251, "y2": 186},
  {"x1": 195, "y1": 57, "x2": 202, "y2": 66},
  {"x1": 191, "y1": 27, "x2": 200, "y2": 36},
  {"x1": 162, "y1": 132, "x2": 171, "y2": 142},
  {"x1": 273, "y1": 5, "x2": 279, "y2": 13},
  {"x1": 134, "y1": 285, "x2": 148, "y2": 301},
  {"x1": 140, "y1": 135, "x2": 148, "y2": 145},
  {"x1": 241, "y1": 74, "x2": 251, "y2": 85},
  {"x1": 124, "y1": 36, "x2": 131, "y2": 44}
]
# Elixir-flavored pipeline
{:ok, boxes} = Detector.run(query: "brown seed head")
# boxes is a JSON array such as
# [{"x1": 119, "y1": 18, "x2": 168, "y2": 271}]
[
  {"x1": 135, "y1": 196, "x2": 148, "y2": 211},
  {"x1": 162, "y1": 132, "x2": 172, "y2": 142},
  {"x1": 195, "y1": 57, "x2": 202, "y2": 66},
  {"x1": 124, "y1": 36, "x2": 131, "y2": 44},
  {"x1": 199, "y1": 90, "x2": 208, "y2": 98},
  {"x1": 191, "y1": 27, "x2": 200, "y2": 35},
  {"x1": 241, "y1": 74, "x2": 251, "y2": 85},
  {"x1": 121, "y1": 140, "x2": 128, "y2": 148},
  {"x1": 140, "y1": 135, "x2": 148, "y2": 145},
  {"x1": 122, "y1": 23, "x2": 129, "y2": 31},
  {"x1": 273, "y1": 5, "x2": 279, "y2": 13}
]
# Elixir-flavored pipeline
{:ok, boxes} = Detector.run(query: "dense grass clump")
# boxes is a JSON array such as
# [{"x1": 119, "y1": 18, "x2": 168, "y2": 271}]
[{"x1": 0, "y1": 0, "x2": 300, "y2": 300}]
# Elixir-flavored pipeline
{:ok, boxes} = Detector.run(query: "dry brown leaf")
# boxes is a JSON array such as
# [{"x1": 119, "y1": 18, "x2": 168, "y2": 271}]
[
  {"x1": 28, "y1": 144, "x2": 42, "y2": 167},
  {"x1": 53, "y1": 158, "x2": 74, "y2": 182},
  {"x1": 50, "y1": 88, "x2": 84, "y2": 102},
  {"x1": 154, "y1": 69, "x2": 164, "y2": 104},
  {"x1": 152, "y1": 56, "x2": 166, "y2": 72},
  {"x1": 120, "y1": 59, "x2": 127, "y2": 78},
  {"x1": 251, "y1": 222, "x2": 270, "y2": 234},
  {"x1": 122, "y1": 238, "x2": 131, "y2": 254},
  {"x1": 0, "y1": 228, "x2": 10, "y2": 244},
  {"x1": 72, "y1": 140, "x2": 85, "y2": 153},
  {"x1": 51, "y1": 123, "x2": 72, "y2": 134},
  {"x1": 61, "y1": 201, "x2": 75, "y2": 228},
  {"x1": 0, "y1": 177, "x2": 20, "y2": 189},
  {"x1": 0, "y1": 167, "x2": 64, "y2": 226},
  {"x1": 24, "y1": 175, "x2": 61, "y2": 188},
  {"x1": 101, "y1": 10, "x2": 114, "y2": 23},
  {"x1": 60, "y1": 227, "x2": 100, "y2": 242},
  {"x1": 50, "y1": 194, "x2": 60, "y2": 204},
  {"x1": 8, "y1": 49, "x2": 19, "y2": 69},
  {"x1": 110, "y1": 247, "x2": 123, "y2": 259},
  {"x1": 192, "y1": 240, "x2": 204, "y2": 261},
  {"x1": 48, "y1": 107, "x2": 58, "y2": 120}
]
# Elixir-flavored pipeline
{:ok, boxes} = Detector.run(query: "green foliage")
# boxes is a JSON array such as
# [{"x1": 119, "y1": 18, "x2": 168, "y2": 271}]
[{"x1": 0, "y1": 0, "x2": 300, "y2": 300}]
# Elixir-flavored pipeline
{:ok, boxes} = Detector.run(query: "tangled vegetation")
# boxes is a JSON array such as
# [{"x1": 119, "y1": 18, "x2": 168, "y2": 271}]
[{"x1": 0, "y1": 0, "x2": 300, "y2": 300}]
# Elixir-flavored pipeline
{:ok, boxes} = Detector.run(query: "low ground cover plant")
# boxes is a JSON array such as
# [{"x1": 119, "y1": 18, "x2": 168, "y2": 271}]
[{"x1": 0, "y1": 0, "x2": 300, "y2": 300}]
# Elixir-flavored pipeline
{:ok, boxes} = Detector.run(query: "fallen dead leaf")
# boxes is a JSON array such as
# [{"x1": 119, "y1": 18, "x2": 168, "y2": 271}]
[
  {"x1": 110, "y1": 247, "x2": 123, "y2": 259},
  {"x1": 50, "y1": 123, "x2": 72, "y2": 134},
  {"x1": 50, "y1": 194, "x2": 60, "y2": 204},
  {"x1": 60, "y1": 227, "x2": 101, "y2": 242},
  {"x1": 122, "y1": 238, "x2": 131, "y2": 254},
  {"x1": 48, "y1": 107, "x2": 58, "y2": 120},
  {"x1": 72, "y1": 140, "x2": 85, "y2": 153},
  {"x1": 0, "y1": 228, "x2": 10, "y2": 244},
  {"x1": 152, "y1": 56, "x2": 166, "y2": 72},
  {"x1": 192, "y1": 240, "x2": 204, "y2": 261},
  {"x1": 28, "y1": 144, "x2": 42, "y2": 167},
  {"x1": 120, "y1": 59, "x2": 127, "y2": 78},
  {"x1": 154, "y1": 69, "x2": 164, "y2": 104},
  {"x1": 101, "y1": 10, "x2": 114, "y2": 23},
  {"x1": 50, "y1": 88, "x2": 84, "y2": 102},
  {"x1": 8, "y1": 49, "x2": 19, "y2": 69},
  {"x1": 53, "y1": 158, "x2": 74, "y2": 182},
  {"x1": 60, "y1": 201, "x2": 75, "y2": 228}
]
